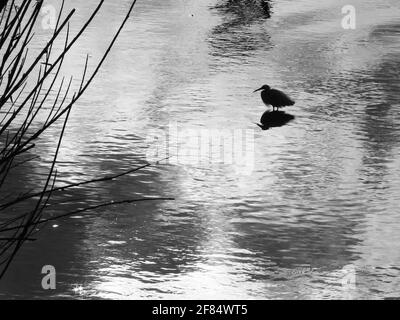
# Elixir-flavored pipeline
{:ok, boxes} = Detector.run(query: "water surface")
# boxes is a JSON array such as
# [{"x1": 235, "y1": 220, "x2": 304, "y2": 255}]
[{"x1": 1, "y1": 0, "x2": 400, "y2": 299}]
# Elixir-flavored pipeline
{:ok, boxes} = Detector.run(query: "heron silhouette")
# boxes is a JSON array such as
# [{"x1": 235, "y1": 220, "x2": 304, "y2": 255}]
[
  {"x1": 253, "y1": 85, "x2": 295, "y2": 130},
  {"x1": 255, "y1": 110, "x2": 295, "y2": 130},
  {"x1": 253, "y1": 84, "x2": 295, "y2": 111}
]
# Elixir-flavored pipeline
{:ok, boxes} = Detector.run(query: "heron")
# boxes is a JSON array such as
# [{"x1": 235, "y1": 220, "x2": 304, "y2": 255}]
[{"x1": 253, "y1": 85, "x2": 295, "y2": 111}]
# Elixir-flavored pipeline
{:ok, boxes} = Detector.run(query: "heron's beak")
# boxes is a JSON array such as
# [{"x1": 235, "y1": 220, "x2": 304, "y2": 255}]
[{"x1": 253, "y1": 87, "x2": 262, "y2": 93}]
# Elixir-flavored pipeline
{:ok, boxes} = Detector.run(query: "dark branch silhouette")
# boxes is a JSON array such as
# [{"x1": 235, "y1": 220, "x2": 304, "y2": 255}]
[{"x1": 0, "y1": 0, "x2": 173, "y2": 279}]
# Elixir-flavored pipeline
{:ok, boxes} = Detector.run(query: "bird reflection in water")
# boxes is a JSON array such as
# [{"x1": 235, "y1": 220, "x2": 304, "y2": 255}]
[
  {"x1": 255, "y1": 110, "x2": 295, "y2": 130},
  {"x1": 253, "y1": 84, "x2": 296, "y2": 130}
]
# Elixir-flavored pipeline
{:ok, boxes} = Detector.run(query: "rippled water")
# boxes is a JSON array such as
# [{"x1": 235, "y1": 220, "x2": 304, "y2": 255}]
[{"x1": 1, "y1": 0, "x2": 400, "y2": 299}]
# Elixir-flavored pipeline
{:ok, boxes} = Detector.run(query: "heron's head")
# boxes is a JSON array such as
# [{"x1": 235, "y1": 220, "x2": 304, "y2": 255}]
[{"x1": 253, "y1": 84, "x2": 270, "y2": 93}]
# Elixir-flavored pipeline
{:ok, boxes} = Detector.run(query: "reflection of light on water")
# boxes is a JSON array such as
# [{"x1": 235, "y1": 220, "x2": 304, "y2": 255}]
[
  {"x1": 5, "y1": 0, "x2": 400, "y2": 300},
  {"x1": 91, "y1": 263, "x2": 377, "y2": 299},
  {"x1": 72, "y1": 284, "x2": 87, "y2": 297},
  {"x1": 93, "y1": 262, "x2": 269, "y2": 299}
]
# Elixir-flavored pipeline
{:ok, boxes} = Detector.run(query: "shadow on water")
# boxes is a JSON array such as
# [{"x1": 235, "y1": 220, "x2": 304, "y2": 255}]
[
  {"x1": 213, "y1": 0, "x2": 271, "y2": 18},
  {"x1": 0, "y1": 139, "x2": 212, "y2": 298},
  {"x1": 255, "y1": 110, "x2": 295, "y2": 130},
  {"x1": 232, "y1": 217, "x2": 361, "y2": 273},
  {"x1": 209, "y1": 0, "x2": 272, "y2": 63},
  {"x1": 357, "y1": 24, "x2": 400, "y2": 192}
]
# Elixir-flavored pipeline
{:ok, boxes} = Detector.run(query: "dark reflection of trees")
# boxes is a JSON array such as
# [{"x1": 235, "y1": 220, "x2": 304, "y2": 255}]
[
  {"x1": 214, "y1": 0, "x2": 271, "y2": 19},
  {"x1": 81, "y1": 156, "x2": 207, "y2": 277},
  {"x1": 359, "y1": 23, "x2": 400, "y2": 189},
  {"x1": 0, "y1": 137, "x2": 206, "y2": 297},
  {"x1": 0, "y1": 160, "x2": 206, "y2": 297},
  {"x1": 209, "y1": 0, "x2": 272, "y2": 63},
  {"x1": 0, "y1": 128, "x2": 91, "y2": 297},
  {"x1": 232, "y1": 218, "x2": 360, "y2": 273}
]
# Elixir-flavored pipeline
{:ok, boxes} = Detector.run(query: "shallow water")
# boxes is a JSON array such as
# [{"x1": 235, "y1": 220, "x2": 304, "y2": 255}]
[{"x1": 1, "y1": 0, "x2": 400, "y2": 299}]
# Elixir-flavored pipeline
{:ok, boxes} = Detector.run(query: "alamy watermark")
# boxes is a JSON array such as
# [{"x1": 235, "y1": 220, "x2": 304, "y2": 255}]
[
  {"x1": 41, "y1": 265, "x2": 56, "y2": 290},
  {"x1": 341, "y1": 5, "x2": 356, "y2": 30},
  {"x1": 145, "y1": 122, "x2": 255, "y2": 175},
  {"x1": 41, "y1": 4, "x2": 57, "y2": 30}
]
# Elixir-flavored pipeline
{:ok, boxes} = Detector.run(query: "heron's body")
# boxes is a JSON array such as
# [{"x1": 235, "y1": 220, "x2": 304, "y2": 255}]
[{"x1": 254, "y1": 85, "x2": 295, "y2": 111}]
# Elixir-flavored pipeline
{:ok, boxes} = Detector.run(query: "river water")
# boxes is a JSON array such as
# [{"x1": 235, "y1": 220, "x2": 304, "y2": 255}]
[{"x1": 1, "y1": 0, "x2": 400, "y2": 299}]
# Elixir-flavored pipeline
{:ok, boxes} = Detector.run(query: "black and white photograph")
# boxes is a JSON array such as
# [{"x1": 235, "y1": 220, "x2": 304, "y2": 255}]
[{"x1": 0, "y1": 0, "x2": 399, "y2": 303}]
